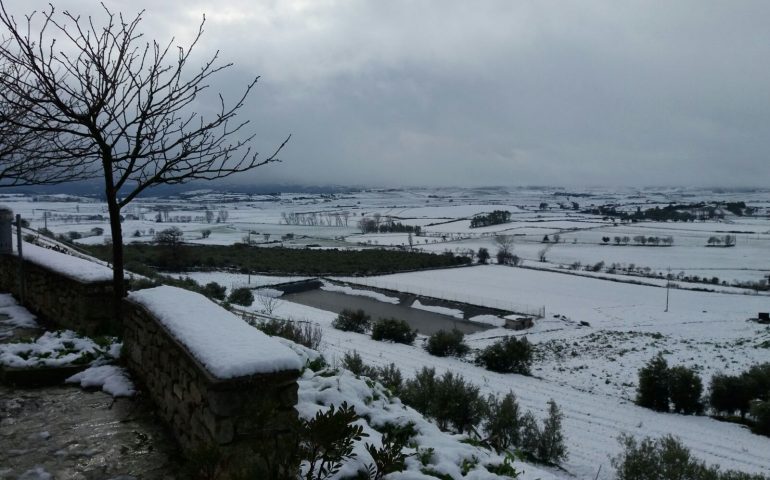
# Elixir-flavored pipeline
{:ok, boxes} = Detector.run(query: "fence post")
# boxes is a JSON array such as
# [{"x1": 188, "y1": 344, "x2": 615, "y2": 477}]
[{"x1": 15, "y1": 214, "x2": 25, "y2": 303}]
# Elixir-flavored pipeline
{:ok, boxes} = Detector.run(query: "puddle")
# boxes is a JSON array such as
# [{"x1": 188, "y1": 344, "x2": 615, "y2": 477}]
[{"x1": 282, "y1": 289, "x2": 491, "y2": 335}]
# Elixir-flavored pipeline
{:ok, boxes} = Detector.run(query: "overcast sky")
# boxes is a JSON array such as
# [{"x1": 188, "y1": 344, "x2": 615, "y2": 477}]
[{"x1": 5, "y1": 1, "x2": 770, "y2": 187}]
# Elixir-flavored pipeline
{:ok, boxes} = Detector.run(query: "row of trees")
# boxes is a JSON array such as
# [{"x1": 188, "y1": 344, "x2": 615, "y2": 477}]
[
  {"x1": 470, "y1": 210, "x2": 512, "y2": 228},
  {"x1": 0, "y1": 2, "x2": 289, "y2": 318},
  {"x1": 282, "y1": 211, "x2": 350, "y2": 227},
  {"x1": 637, "y1": 355, "x2": 770, "y2": 436}
]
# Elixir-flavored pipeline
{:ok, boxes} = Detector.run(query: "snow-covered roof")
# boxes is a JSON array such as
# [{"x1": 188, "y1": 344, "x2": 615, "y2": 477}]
[
  {"x1": 12, "y1": 241, "x2": 114, "y2": 282},
  {"x1": 127, "y1": 286, "x2": 302, "y2": 379}
]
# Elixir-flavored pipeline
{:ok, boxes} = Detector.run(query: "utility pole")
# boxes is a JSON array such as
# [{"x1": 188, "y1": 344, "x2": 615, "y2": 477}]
[{"x1": 665, "y1": 267, "x2": 670, "y2": 312}]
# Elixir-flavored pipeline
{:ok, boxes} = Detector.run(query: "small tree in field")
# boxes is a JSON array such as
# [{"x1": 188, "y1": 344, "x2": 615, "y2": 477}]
[
  {"x1": 477, "y1": 247, "x2": 490, "y2": 264},
  {"x1": 0, "y1": 3, "x2": 289, "y2": 318},
  {"x1": 668, "y1": 366, "x2": 703, "y2": 415},
  {"x1": 637, "y1": 354, "x2": 670, "y2": 412}
]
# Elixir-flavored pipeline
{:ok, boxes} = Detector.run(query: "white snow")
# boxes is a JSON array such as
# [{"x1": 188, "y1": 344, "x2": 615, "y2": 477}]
[
  {"x1": 66, "y1": 365, "x2": 136, "y2": 397},
  {"x1": 127, "y1": 286, "x2": 302, "y2": 378},
  {"x1": 468, "y1": 314, "x2": 506, "y2": 327},
  {"x1": 411, "y1": 299, "x2": 464, "y2": 319},
  {"x1": 0, "y1": 330, "x2": 117, "y2": 368},
  {"x1": 13, "y1": 241, "x2": 113, "y2": 282},
  {"x1": 321, "y1": 281, "x2": 401, "y2": 304}
]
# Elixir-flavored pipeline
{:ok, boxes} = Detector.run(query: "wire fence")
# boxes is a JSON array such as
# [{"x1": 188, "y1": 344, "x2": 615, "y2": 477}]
[{"x1": 346, "y1": 279, "x2": 546, "y2": 318}]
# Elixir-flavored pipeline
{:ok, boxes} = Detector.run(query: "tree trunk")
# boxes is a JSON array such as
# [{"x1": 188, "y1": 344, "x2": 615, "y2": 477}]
[{"x1": 103, "y1": 170, "x2": 125, "y2": 323}]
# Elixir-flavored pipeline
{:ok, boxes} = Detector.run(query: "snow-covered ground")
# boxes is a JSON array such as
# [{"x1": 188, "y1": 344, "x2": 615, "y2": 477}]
[{"x1": 255, "y1": 265, "x2": 770, "y2": 479}]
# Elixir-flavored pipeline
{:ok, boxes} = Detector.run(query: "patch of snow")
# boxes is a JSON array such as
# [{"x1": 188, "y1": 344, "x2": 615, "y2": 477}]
[
  {"x1": 411, "y1": 299, "x2": 464, "y2": 319},
  {"x1": 0, "y1": 330, "x2": 117, "y2": 368},
  {"x1": 0, "y1": 305, "x2": 38, "y2": 328},
  {"x1": 469, "y1": 314, "x2": 506, "y2": 327},
  {"x1": 66, "y1": 365, "x2": 136, "y2": 397},
  {"x1": 18, "y1": 466, "x2": 52, "y2": 480},
  {"x1": 128, "y1": 286, "x2": 302, "y2": 378},
  {"x1": 321, "y1": 281, "x2": 400, "y2": 304},
  {"x1": 13, "y1": 241, "x2": 114, "y2": 282},
  {"x1": 255, "y1": 287, "x2": 283, "y2": 298}
]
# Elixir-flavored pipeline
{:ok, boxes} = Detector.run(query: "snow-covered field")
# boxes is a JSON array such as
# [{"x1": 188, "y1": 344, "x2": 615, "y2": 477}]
[
  {"x1": 2, "y1": 186, "x2": 770, "y2": 479},
  {"x1": 254, "y1": 266, "x2": 770, "y2": 479}
]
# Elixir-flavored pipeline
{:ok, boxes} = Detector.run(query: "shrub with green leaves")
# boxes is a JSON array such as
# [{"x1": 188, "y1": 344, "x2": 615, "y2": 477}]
[
  {"x1": 332, "y1": 309, "x2": 372, "y2": 334},
  {"x1": 484, "y1": 392, "x2": 521, "y2": 451},
  {"x1": 426, "y1": 329, "x2": 469, "y2": 357},
  {"x1": 300, "y1": 402, "x2": 367, "y2": 480},
  {"x1": 255, "y1": 318, "x2": 323, "y2": 350},
  {"x1": 668, "y1": 365, "x2": 703, "y2": 415},
  {"x1": 227, "y1": 287, "x2": 254, "y2": 306},
  {"x1": 612, "y1": 434, "x2": 769, "y2": 480},
  {"x1": 750, "y1": 399, "x2": 770, "y2": 436},
  {"x1": 402, "y1": 368, "x2": 486, "y2": 434},
  {"x1": 636, "y1": 354, "x2": 671, "y2": 412},
  {"x1": 371, "y1": 318, "x2": 417, "y2": 344},
  {"x1": 202, "y1": 281, "x2": 226, "y2": 300},
  {"x1": 475, "y1": 336, "x2": 532, "y2": 375}
]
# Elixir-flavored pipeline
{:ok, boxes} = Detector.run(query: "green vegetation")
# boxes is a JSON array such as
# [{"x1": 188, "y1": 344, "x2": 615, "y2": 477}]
[
  {"x1": 425, "y1": 329, "x2": 469, "y2": 357},
  {"x1": 84, "y1": 243, "x2": 470, "y2": 275},
  {"x1": 332, "y1": 309, "x2": 372, "y2": 334},
  {"x1": 475, "y1": 336, "x2": 533, "y2": 375},
  {"x1": 613, "y1": 434, "x2": 769, "y2": 480},
  {"x1": 470, "y1": 210, "x2": 511, "y2": 228},
  {"x1": 371, "y1": 318, "x2": 417, "y2": 345}
]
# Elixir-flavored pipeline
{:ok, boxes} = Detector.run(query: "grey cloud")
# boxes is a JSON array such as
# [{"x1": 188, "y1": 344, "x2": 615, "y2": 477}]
[{"x1": 3, "y1": 0, "x2": 769, "y2": 187}]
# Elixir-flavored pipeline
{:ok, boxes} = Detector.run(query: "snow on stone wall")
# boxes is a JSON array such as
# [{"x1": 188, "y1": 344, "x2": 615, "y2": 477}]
[{"x1": 122, "y1": 287, "x2": 301, "y2": 474}]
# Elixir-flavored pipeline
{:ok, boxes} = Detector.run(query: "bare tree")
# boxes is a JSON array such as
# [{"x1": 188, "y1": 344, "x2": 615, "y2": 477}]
[
  {"x1": 493, "y1": 234, "x2": 515, "y2": 256},
  {"x1": 0, "y1": 60, "x2": 98, "y2": 186},
  {"x1": 0, "y1": 3, "x2": 289, "y2": 311}
]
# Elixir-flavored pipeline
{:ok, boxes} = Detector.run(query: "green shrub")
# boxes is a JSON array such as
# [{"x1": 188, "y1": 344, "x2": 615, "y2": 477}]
[
  {"x1": 750, "y1": 400, "x2": 770, "y2": 436},
  {"x1": 255, "y1": 318, "x2": 323, "y2": 350},
  {"x1": 333, "y1": 309, "x2": 371, "y2": 334},
  {"x1": 401, "y1": 367, "x2": 438, "y2": 416},
  {"x1": 374, "y1": 363, "x2": 403, "y2": 396},
  {"x1": 431, "y1": 371, "x2": 487, "y2": 433},
  {"x1": 202, "y1": 281, "x2": 226, "y2": 300},
  {"x1": 517, "y1": 401, "x2": 567, "y2": 465},
  {"x1": 341, "y1": 351, "x2": 377, "y2": 378},
  {"x1": 300, "y1": 402, "x2": 367, "y2": 480},
  {"x1": 484, "y1": 392, "x2": 521, "y2": 451},
  {"x1": 475, "y1": 336, "x2": 532, "y2": 375},
  {"x1": 612, "y1": 434, "x2": 769, "y2": 480},
  {"x1": 426, "y1": 329, "x2": 469, "y2": 357},
  {"x1": 227, "y1": 287, "x2": 254, "y2": 306},
  {"x1": 371, "y1": 318, "x2": 417, "y2": 344},
  {"x1": 668, "y1": 365, "x2": 703, "y2": 415},
  {"x1": 636, "y1": 354, "x2": 671, "y2": 412}
]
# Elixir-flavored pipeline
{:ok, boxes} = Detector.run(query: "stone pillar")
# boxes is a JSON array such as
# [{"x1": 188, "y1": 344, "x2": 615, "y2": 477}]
[{"x1": 0, "y1": 206, "x2": 13, "y2": 254}]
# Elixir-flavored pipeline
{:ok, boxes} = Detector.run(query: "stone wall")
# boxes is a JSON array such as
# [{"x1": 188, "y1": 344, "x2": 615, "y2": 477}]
[
  {"x1": 0, "y1": 254, "x2": 116, "y2": 335},
  {"x1": 122, "y1": 299, "x2": 300, "y2": 474}
]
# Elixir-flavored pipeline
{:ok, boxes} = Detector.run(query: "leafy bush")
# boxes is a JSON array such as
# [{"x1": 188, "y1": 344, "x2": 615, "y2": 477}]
[
  {"x1": 426, "y1": 329, "x2": 469, "y2": 357},
  {"x1": 341, "y1": 351, "x2": 377, "y2": 378},
  {"x1": 477, "y1": 247, "x2": 490, "y2": 264},
  {"x1": 475, "y1": 336, "x2": 532, "y2": 375},
  {"x1": 202, "y1": 281, "x2": 227, "y2": 300},
  {"x1": 612, "y1": 434, "x2": 769, "y2": 480},
  {"x1": 431, "y1": 371, "x2": 487, "y2": 433},
  {"x1": 371, "y1": 318, "x2": 416, "y2": 344},
  {"x1": 332, "y1": 309, "x2": 371, "y2": 334},
  {"x1": 401, "y1": 368, "x2": 486, "y2": 433},
  {"x1": 374, "y1": 363, "x2": 404, "y2": 395},
  {"x1": 400, "y1": 367, "x2": 438, "y2": 417},
  {"x1": 518, "y1": 401, "x2": 568, "y2": 465},
  {"x1": 710, "y1": 364, "x2": 770, "y2": 420},
  {"x1": 484, "y1": 392, "x2": 521, "y2": 451},
  {"x1": 255, "y1": 318, "x2": 323, "y2": 350},
  {"x1": 300, "y1": 402, "x2": 367, "y2": 480},
  {"x1": 750, "y1": 400, "x2": 770, "y2": 436},
  {"x1": 364, "y1": 431, "x2": 410, "y2": 479},
  {"x1": 636, "y1": 354, "x2": 671, "y2": 412},
  {"x1": 227, "y1": 287, "x2": 254, "y2": 306},
  {"x1": 668, "y1": 365, "x2": 703, "y2": 415}
]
